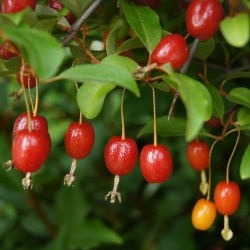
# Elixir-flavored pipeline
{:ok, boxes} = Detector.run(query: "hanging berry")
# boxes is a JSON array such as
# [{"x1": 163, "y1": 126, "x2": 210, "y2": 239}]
[
  {"x1": 17, "y1": 64, "x2": 36, "y2": 89},
  {"x1": 0, "y1": 42, "x2": 16, "y2": 60},
  {"x1": 1, "y1": 0, "x2": 37, "y2": 13},
  {"x1": 186, "y1": 0, "x2": 223, "y2": 40}
]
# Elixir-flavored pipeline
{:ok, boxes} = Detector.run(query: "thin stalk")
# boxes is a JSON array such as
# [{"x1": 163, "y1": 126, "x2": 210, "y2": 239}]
[
  {"x1": 33, "y1": 78, "x2": 39, "y2": 116},
  {"x1": 27, "y1": 77, "x2": 35, "y2": 113},
  {"x1": 150, "y1": 84, "x2": 157, "y2": 146},
  {"x1": 121, "y1": 88, "x2": 126, "y2": 140}
]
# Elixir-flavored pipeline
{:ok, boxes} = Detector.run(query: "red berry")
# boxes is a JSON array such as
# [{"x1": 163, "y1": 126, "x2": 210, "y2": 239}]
[
  {"x1": 137, "y1": 0, "x2": 160, "y2": 9},
  {"x1": 65, "y1": 122, "x2": 95, "y2": 159},
  {"x1": 140, "y1": 144, "x2": 173, "y2": 183},
  {"x1": 206, "y1": 117, "x2": 222, "y2": 129},
  {"x1": 1, "y1": 0, "x2": 37, "y2": 13},
  {"x1": 187, "y1": 140, "x2": 209, "y2": 171},
  {"x1": 17, "y1": 64, "x2": 36, "y2": 89},
  {"x1": 12, "y1": 130, "x2": 51, "y2": 173},
  {"x1": 0, "y1": 42, "x2": 16, "y2": 60},
  {"x1": 13, "y1": 112, "x2": 49, "y2": 137},
  {"x1": 48, "y1": 0, "x2": 76, "y2": 24},
  {"x1": 214, "y1": 181, "x2": 241, "y2": 215},
  {"x1": 186, "y1": 0, "x2": 223, "y2": 40},
  {"x1": 151, "y1": 34, "x2": 189, "y2": 69},
  {"x1": 104, "y1": 136, "x2": 138, "y2": 176}
]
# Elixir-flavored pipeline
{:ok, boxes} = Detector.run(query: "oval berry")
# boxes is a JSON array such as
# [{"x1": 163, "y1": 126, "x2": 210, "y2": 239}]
[
  {"x1": 206, "y1": 117, "x2": 222, "y2": 129},
  {"x1": 105, "y1": 136, "x2": 138, "y2": 176},
  {"x1": 137, "y1": 0, "x2": 160, "y2": 9},
  {"x1": 0, "y1": 43, "x2": 16, "y2": 60},
  {"x1": 17, "y1": 64, "x2": 36, "y2": 89},
  {"x1": 192, "y1": 198, "x2": 216, "y2": 230},
  {"x1": 140, "y1": 144, "x2": 173, "y2": 183},
  {"x1": 214, "y1": 181, "x2": 241, "y2": 215},
  {"x1": 65, "y1": 122, "x2": 95, "y2": 159},
  {"x1": 187, "y1": 140, "x2": 210, "y2": 171},
  {"x1": 13, "y1": 112, "x2": 49, "y2": 137},
  {"x1": 1, "y1": 0, "x2": 37, "y2": 13},
  {"x1": 186, "y1": 0, "x2": 223, "y2": 40},
  {"x1": 48, "y1": 0, "x2": 76, "y2": 24},
  {"x1": 151, "y1": 34, "x2": 189, "y2": 69},
  {"x1": 12, "y1": 130, "x2": 51, "y2": 173}
]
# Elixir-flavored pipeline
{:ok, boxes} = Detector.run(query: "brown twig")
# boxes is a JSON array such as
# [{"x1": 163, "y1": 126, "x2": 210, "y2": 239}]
[{"x1": 61, "y1": 0, "x2": 103, "y2": 46}]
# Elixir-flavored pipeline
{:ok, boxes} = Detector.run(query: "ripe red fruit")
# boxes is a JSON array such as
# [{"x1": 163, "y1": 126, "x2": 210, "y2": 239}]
[
  {"x1": 214, "y1": 181, "x2": 241, "y2": 215},
  {"x1": 105, "y1": 136, "x2": 138, "y2": 176},
  {"x1": 17, "y1": 64, "x2": 36, "y2": 89},
  {"x1": 1, "y1": 0, "x2": 37, "y2": 13},
  {"x1": 206, "y1": 117, "x2": 222, "y2": 129},
  {"x1": 187, "y1": 140, "x2": 209, "y2": 171},
  {"x1": 65, "y1": 122, "x2": 95, "y2": 159},
  {"x1": 12, "y1": 130, "x2": 51, "y2": 173},
  {"x1": 0, "y1": 43, "x2": 16, "y2": 60},
  {"x1": 140, "y1": 144, "x2": 173, "y2": 183},
  {"x1": 48, "y1": 0, "x2": 76, "y2": 24},
  {"x1": 13, "y1": 112, "x2": 49, "y2": 137},
  {"x1": 151, "y1": 34, "x2": 189, "y2": 69},
  {"x1": 137, "y1": 0, "x2": 160, "y2": 9},
  {"x1": 186, "y1": 0, "x2": 223, "y2": 40}
]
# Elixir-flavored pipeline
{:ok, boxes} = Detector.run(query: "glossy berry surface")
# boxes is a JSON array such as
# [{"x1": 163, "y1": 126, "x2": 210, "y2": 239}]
[
  {"x1": 13, "y1": 112, "x2": 49, "y2": 137},
  {"x1": 192, "y1": 198, "x2": 216, "y2": 230},
  {"x1": 105, "y1": 136, "x2": 138, "y2": 176},
  {"x1": 48, "y1": 0, "x2": 76, "y2": 24},
  {"x1": 17, "y1": 64, "x2": 36, "y2": 88},
  {"x1": 187, "y1": 140, "x2": 209, "y2": 171},
  {"x1": 214, "y1": 181, "x2": 241, "y2": 215},
  {"x1": 140, "y1": 144, "x2": 173, "y2": 183},
  {"x1": 65, "y1": 122, "x2": 95, "y2": 159},
  {"x1": 0, "y1": 43, "x2": 16, "y2": 60},
  {"x1": 12, "y1": 130, "x2": 51, "y2": 173},
  {"x1": 151, "y1": 34, "x2": 189, "y2": 69},
  {"x1": 137, "y1": 0, "x2": 160, "y2": 9},
  {"x1": 1, "y1": 0, "x2": 37, "y2": 13},
  {"x1": 186, "y1": 0, "x2": 223, "y2": 40}
]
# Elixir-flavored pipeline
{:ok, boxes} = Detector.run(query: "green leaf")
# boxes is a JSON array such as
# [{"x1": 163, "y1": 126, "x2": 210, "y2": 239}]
[
  {"x1": 220, "y1": 13, "x2": 250, "y2": 47},
  {"x1": 2, "y1": 25, "x2": 64, "y2": 80},
  {"x1": 55, "y1": 187, "x2": 90, "y2": 229},
  {"x1": 138, "y1": 116, "x2": 210, "y2": 138},
  {"x1": 163, "y1": 73, "x2": 212, "y2": 141},
  {"x1": 122, "y1": 1, "x2": 162, "y2": 53},
  {"x1": 116, "y1": 37, "x2": 144, "y2": 54},
  {"x1": 205, "y1": 84, "x2": 224, "y2": 119},
  {"x1": 189, "y1": 38, "x2": 215, "y2": 61},
  {"x1": 240, "y1": 143, "x2": 250, "y2": 179},
  {"x1": 106, "y1": 28, "x2": 118, "y2": 56},
  {"x1": 223, "y1": 71, "x2": 250, "y2": 82},
  {"x1": 238, "y1": 107, "x2": 250, "y2": 126},
  {"x1": 0, "y1": 7, "x2": 37, "y2": 26},
  {"x1": 58, "y1": 64, "x2": 140, "y2": 96},
  {"x1": 2, "y1": 56, "x2": 21, "y2": 72},
  {"x1": 60, "y1": 0, "x2": 93, "y2": 17},
  {"x1": 77, "y1": 82, "x2": 116, "y2": 119},
  {"x1": 227, "y1": 87, "x2": 250, "y2": 108},
  {"x1": 102, "y1": 55, "x2": 139, "y2": 73},
  {"x1": 153, "y1": 81, "x2": 170, "y2": 93},
  {"x1": 68, "y1": 219, "x2": 123, "y2": 249}
]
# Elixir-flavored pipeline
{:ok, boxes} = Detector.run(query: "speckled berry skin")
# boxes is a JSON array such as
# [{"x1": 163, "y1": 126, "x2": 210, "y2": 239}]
[
  {"x1": 151, "y1": 34, "x2": 189, "y2": 69},
  {"x1": 12, "y1": 130, "x2": 51, "y2": 173},
  {"x1": 65, "y1": 122, "x2": 95, "y2": 159},
  {"x1": 140, "y1": 144, "x2": 173, "y2": 183},
  {"x1": 0, "y1": 43, "x2": 16, "y2": 60},
  {"x1": 186, "y1": 0, "x2": 223, "y2": 40},
  {"x1": 192, "y1": 198, "x2": 216, "y2": 231},
  {"x1": 48, "y1": 0, "x2": 76, "y2": 24},
  {"x1": 1, "y1": 0, "x2": 37, "y2": 13},
  {"x1": 13, "y1": 112, "x2": 49, "y2": 137},
  {"x1": 104, "y1": 136, "x2": 138, "y2": 176},
  {"x1": 137, "y1": 0, "x2": 160, "y2": 9},
  {"x1": 17, "y1": 64, "x2": 36, "y2": 89},
  {"x1": 214, "y1": 181, "x2": 241, "y2": 215},
  {"x1": 187, "y1": 140, "x2": 209, "y2": 171}
]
